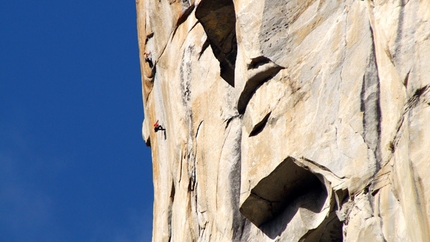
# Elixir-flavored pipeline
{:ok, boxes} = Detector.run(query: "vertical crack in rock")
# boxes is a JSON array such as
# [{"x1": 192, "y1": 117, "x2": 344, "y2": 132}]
[
  {"x1": 195, "y1": 0, "x2": 237, "y2": 86},
  {"x1": 195, "y1": 120, "x2": 204, "y2": 140},
  {"x1": 179, "y1": 45, "x2": 201, "y2": 239},
  {"x1": 180, "y1": 46, "x2": 197, "y2": 192},
  {"x1": 226, "y1": 117, "x2": 245, "y2": 241},
  {"x1": 387, "y1": 85, "x2": 430, "y2": 163},
  {"x1": 168, "y1": 184, "x2": 174, "y2": 242},
  {"x1": 215, "y1": 116, "x2": 245, "y2": 240},
  {"x1": 360, "y1": 25, "x2": 382, "y2": 171},
  {"x1": 170, "y1": 180, "x2": 176, "y2": 203}
]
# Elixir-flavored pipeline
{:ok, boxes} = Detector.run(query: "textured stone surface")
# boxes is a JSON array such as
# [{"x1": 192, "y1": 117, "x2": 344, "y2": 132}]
[{"x1": 137, "y1": 0, "x2": 430, "y2": 241}]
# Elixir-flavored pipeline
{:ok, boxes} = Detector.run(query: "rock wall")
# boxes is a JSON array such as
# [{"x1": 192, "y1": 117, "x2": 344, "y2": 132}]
[{"x1": 137, "y1": 0, "x2": 430, "y2": 241}]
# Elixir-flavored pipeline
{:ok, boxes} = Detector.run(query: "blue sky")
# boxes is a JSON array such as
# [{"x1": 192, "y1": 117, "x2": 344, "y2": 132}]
[{"x1": 0, "y1": 0, "x2": 153, "y2": 241}]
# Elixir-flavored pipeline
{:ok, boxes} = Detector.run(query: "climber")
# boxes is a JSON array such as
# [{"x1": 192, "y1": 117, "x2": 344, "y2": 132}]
[
  {"x1": 144, "y1": 52, "x2": 154, "y2": 68},
  {"x1": 153, "y1": 120, "x2": 165, "y2": 132}
]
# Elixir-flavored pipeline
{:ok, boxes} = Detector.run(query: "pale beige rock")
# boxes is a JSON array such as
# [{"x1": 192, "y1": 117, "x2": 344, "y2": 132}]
[{"x1": 137, "y1": 0, "x2": 430, "y2": 241}]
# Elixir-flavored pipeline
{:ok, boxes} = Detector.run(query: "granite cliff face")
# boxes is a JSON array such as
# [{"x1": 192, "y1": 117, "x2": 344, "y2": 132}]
[{"x1": 137, "y1": 0, "x2": 430, "y2": 241}]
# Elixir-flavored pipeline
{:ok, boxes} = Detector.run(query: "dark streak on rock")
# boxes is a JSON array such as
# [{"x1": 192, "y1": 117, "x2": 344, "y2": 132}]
[
  {"x1": 180, "y1": 46, "x2": 193, "y2": 106},
  {"x1": 361, "y1": 24, "x2": 382, "y2": 171},
  {"x1": 198, "y1": 38, "x2": 210, "y2": 60},
  {"x1": 249, "y1": 112, "x2": 271, "y2": 137},
  {"x1": 172, "y1": 4, "x2": 196, "y2": 39},
  {"x1": 403, "y1": 70, "x2": 410, "y2": 87},
  {"x1": 170, "y1": 180, "x2": 176, "y2": 202},
  {"x1": 145, "y1": 32, "x2": 154, "y2": 44},
  {"x1": 393, "y1": 0, "x2": 406, "y2": 64}
]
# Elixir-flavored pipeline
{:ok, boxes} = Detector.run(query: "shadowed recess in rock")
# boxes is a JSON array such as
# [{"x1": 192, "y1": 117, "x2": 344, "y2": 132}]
[
  {"x1": 239, "y1": 157, "x2": 327, "y2": 229},
  {"x1": 195, "y1": 0, "x2": 237, "y2": 86},
  {"x1": 249, "y1": 112, "x2": 271, "y2": 137},
  {"x1": 299, "y1": 212, "x2": 343, "y2": 242},
  {"x1": 238, "y1": 56, "x2": 282, "y2": 114}
]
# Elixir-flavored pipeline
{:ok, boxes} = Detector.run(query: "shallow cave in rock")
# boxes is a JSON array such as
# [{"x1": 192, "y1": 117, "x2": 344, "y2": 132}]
[{"x1": 240, "y1": 157, "x2": 343, "y2": 240}]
